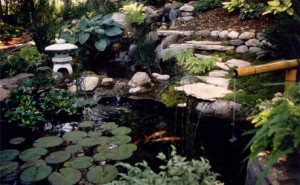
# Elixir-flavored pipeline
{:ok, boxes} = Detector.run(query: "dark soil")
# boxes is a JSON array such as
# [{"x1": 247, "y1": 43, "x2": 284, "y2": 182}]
[{"x1": 177, "y1": 8, "x2": 274, "y2": 32}]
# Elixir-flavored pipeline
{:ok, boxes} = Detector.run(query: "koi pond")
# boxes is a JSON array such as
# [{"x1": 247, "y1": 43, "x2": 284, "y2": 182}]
[{"x1": 0, "y1": 97, "x2": 251, "y2": 185}]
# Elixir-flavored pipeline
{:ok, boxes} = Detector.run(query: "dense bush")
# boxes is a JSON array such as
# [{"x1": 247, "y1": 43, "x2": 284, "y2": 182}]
[
  {"x1": 87, "y1": 0, "x2": 120, "y2": 15},
  {"x1": 0, "y1": 22, "x2": 24, "y2": 41},
  {"x1": 0, "y1": 46, "x2": 47, "y2": 78},
  {"x1": 239, "y1": 3, "x2": 265, "y2": 20},
  {"x1": 194, "y1": 0, "x2": 222, "y2": 12}
]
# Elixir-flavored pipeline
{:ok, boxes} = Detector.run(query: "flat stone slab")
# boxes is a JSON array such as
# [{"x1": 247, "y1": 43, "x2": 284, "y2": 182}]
[
  {"x1": 216, "y1": 62, "x2": 230, "y2": 70},
  {"x1": 194, "y1": 54, "x2": 222, "y2": 62},
  {"x1": 157, "y1": 30, "x2": 194, "y2": 36},
  {"x1": 208, "y1": 70, "x2": 228, "y2": 77},
  {"x1": 169, "y1": 44, "x2": 235, "y2": 51},
  {"x1": 175, "y1": 83, "x2": 232, "y2": 101},
  {"x1": 185, "y1": 40, "x2": 223, "y2": 45},
  {"x1": 225, "y1": 59, "x2": 251, "y2": 68},
  {"x1": 196, "y1": 100, "x2": 241, "y2": 118},
  {"x1": 197, "y1": 76, "x2": 230, "y2": 89}
]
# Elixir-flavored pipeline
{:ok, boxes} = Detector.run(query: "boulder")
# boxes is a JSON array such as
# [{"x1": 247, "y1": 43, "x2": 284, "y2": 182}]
[
  {"x1": 216, "y1": 62, "x2": 230, "y2": 71},
  {"x1": 157, "y1": 74, "x2": 170, "y2": 81},
  {"x1": 147, "y1": 31, "x2": 160, "y2": 42},
  {"x1": 171, "y1": 1, "x2": 184, "y2": 10},
  {"x1": 129, "y1": 87, "x2": 142, "y2": 94},
  {"x1": 228, "y1": 31, "x2": 239, "y2": 39},
  {"x1": 179, "y1": 4, "x2": 195, "y2": 12},
  {"x1": 197, "y1": 76, "x2": 230, "y2": 89},
  {"x1": 68, "y1": 85, "x2": 78, "y2": 93},
  {"x1": 152, "y1": 73, "x2": 160, "y2": 78},
  {"x1": 229, "y1": 39, "x2": 245, "y2": 46},
  {"x1": 210, "y1": 30, "x2": 220, "y2": 37},
  {"x1": 239, "y1": 31, "x2": 256, "y2": 40},
  {"x1": 175, "y1": 83, "x2": 232, "y2": 101},
  {"x1": 81, "y1": 76, "x2": 99, "y2": 91},
  {"x1": 128, "y1": 72, "x2": 151, "y2": 88},
  {"x1": 208, "y1": 70, "x2": 228, "y2": 77},
  {"x1": 245, "y1": 39, "x2": 260, "y2": 47},
  {"x1": 256, "y1": 32, "x2": 265, "y2": 40},
  {"x1": 101, "y1": 78, "x2": 114, "y2": 86},
  {"x1": 236, "y1": 45, "x2": 249, "y2": 53},
  {"x1": 169, "y1": 9, "x2": 181, "y2": 21},
  {"x1": 161, "y1": 35, "x2": 179, "y2": 49},
  {"x1": 196, "y1": 29, "x2": 211, "y2": 37},
  {"x1": 196, "y1": 100, "x2": 241, "y2": 118},
  {"x1": 249, "y1": 47, "x2": 262, "y2": 54},
  {"x1": 219, "y1": 30, "x2": 229, "y2": 38},
  {"x1": 225, "y1": 59, "x2": 251, "y2": 68}
]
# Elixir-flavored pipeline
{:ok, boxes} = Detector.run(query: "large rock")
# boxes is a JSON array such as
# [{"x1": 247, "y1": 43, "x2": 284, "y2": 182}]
[
  {"x1": 169, "y1": 9, "x2": 181, "y2": 21},
  {"x1": 196, "y1": 100, "x2": 241, "y2": 118},
  {"x1": 210, "y1": 30, "x2": 220, "y2": 37},
  {"x1": 228, "y1": 31, "x2": 239, "y2": 39},
  {"x1": 236, "y1": 45, "x2": 249, "y2": 53},
  {"x1": 101, "y1": 78, "x2": 114, "y2": 86},
  {"x1": 196, "y1": 29, "x2": 211, "y2": 36},
  {"x1": 179, "y1": 4, "x2": 195, "y2": 12},
  {"x1": 180, "y1": 16, "x2": 195, "y2": 22},
  {"x1": 185, "y1": 40, "x2": 223, "y2": 45},
  {"x1": 216, "y1": 62, "x2": 230, "y2": 70},
  {"x1": 225, "y1": 59, "x2": 251, "y2": 68},
  {"x1": 245, "y1": 39, "x2": 260, "y2": 47},
  {"x1": 112, "y1": 13, "x2": 130, "y2": 31},
  {"x1": 175, "y1": 83, "x2": 232, "y2": 101},
  {"x1": 171, "y1": 1, "x2": 184, "y2": 10},
  {"x1": 181, "y1": 12, "x2": 193, "y2": 17},
  {"x1": 249, "y1": 47, "x2": 262, "y2": 54},
  {"x1": 81, "y1": 76, "x2": 99, "y2": 91},
  {"x1": 239, "y1": 31, "x2": 256, "y2": 40},
  {"x1": 128, "y1": 72, "x2": 151, "y2": 88},
  {"x1": 129, "y1": 87, "x2": 142, "y2": 94},
  {"x1": 219, "y1": 30, "x2": 229, "y2": 38},
  {"x1": 157, "y1": 30, "x2": 194, "y2": 36},
  {"x1": 157, "y1": 74, "x2": 170, "y2": 81},
  {"x1": 0, "y1": 88, "x2": 10, "y2": 101},
  {"x1": 178, "y1": 75, "x2": 197, "y2": 85},
  {"x1": 229, "y1": 39, "x2": 245, "y2": 46},
  {"x1": 197, "y1": 76, "x2": 230, "y2": 89},
  {"x1": 161, "y1": 35, "x2": 179, "y2": 49}
]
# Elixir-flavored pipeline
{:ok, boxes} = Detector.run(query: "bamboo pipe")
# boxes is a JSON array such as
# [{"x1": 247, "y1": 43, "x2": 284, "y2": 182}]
[{"x1": 233, "y1": 59, "x2": 299, "y2": 77}]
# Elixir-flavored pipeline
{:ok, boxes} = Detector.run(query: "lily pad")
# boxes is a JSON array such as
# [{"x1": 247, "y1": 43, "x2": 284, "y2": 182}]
[
  {"x1": 71, "y1": 156, "x2": 93, "y2": 169},
  {"x1": 119, "y1": 143, "x2": 137, "y2": 153},
  {"x1": 93, "y1": 152, "x2": 108, "y2": 161},
  {"x1": 9, "y1": 137, "x2": 26, "y2": 145},
  {"x1": 19, "y1": 148, "x2": 48, "y2": 162},
  {"x1": 77, "y1": 138, "x2": 99, "y2": 147},
  {"x1": 0, "y1": 149, "x2": 19, "y2": 163},
  {"x1": 78, "y1": 121, "x2": 94, "y2": 129},
  {"x1": 101, "y1": 122, "x2": 118, "y2": 130},
  {"x1": 96, "y1": 144, "x2": 112, "y2": 153},
  {"x1": 20, "y1": 160, "x2": 46, "y2": 171},
  {"x1": 96, "y1": 136, "x2": 111, "y2": 145},
  {"x1": 20, "y1": 165, "x2": 52, "y2": 183},
  {"x1": 48, "y1": 168, "x2": 81, "y2": 185},
  {"x1": 65, "y1": 145, "x2": 82, "y2": 154},
  {"x1": 108, "y1": 149, "x2": 133, "y2": 161},
  {"x1": 110, "y1": 135, "x2": 131, "y2": 145},
  {"x1": 87, "y1": 165, "x2": 118, "y2": 184},
  {"x1": 45, "y1": 151, "x2": 71, "y2": 164},
  {"x1": 88, "y1": 131, "x2": 102, "y2": 138},
  {"x1": 33, "y1": 136, "x2": 63, "y2": 148},
  {"x1": 111, "y1": 127, "x2": 131, "y2": 135},
  {"x1": 63, "y1": 131, "x2": 87, "y2": 141},
  {"x1": 0, "y1": 161, "x2": 19, "y2": 178}
]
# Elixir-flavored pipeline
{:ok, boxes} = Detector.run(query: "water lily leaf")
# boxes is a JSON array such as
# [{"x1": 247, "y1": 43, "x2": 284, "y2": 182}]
[
  {"x1": 48, "y1": 168, "x2": 81, "y2": 185},
  {"x1": 9, "y1": 137, "x2": 25, "y2": 145},
  {"x1": 111, "y1": 127, "x2": 131, "y2": 135},
  {"x1": 20, "y1": 160, "x2": 46, "y2": 171},
  {"x1": 77, "y1": 138, "x2": 99, "y2": 147},
  {"x1": 20, "y1": 165, "x2": 52, "y2": 183},
  {"x1": 45, "y1": 151, "x2": 71, "y2": 164},
  {"x1": 101, "y1": 122, "x2": 118, "y2": 131},
  {"x1": 0, "y1": 161, "x2": 19, "y2": 178},
  {"x1": 87, "y1": 165, "x2": 118, "y2": 184},
  {"x1": 19, "y1": 148, "x2": 48, "y2": 162},
  {"x1": 65, "y1": 145, "x2": 82, "y2": 154},
  {"x1": 0, "y1": 149, "x2": 19, "y2": 163},
  {"x1": 105, "y1": 27, "x2": 123, "y2": 37},
  {"x1": 63, "y1": 131, "x2": 87, "y2": 141},
  {"x1": 88, "y1": 131, "x2": 102, "y2": 138},
  {"x1": 110, "y1": 135, "x2": 131, "y2": 145},
  {"x1": 78, "y1": 121, "x2": 94, "y2": 129},
  {"x1": 96, "y1": 136, "x2": 111, "y2": 145},
  {"x1": 71, "y1": 156, "x2": 93, "y2": 169},
  {"x1": 119, "y1": 143, "x2": 137, "y2": 153},
  {"x1": 33, "y1": 136, "x2": 63, "y2": 148},
  {"x1": 93, "y1": 152, "x2": 108, "y2": 161},
  {"x1": 96, "y1": 143, "x2": 111, "y2": 153}
]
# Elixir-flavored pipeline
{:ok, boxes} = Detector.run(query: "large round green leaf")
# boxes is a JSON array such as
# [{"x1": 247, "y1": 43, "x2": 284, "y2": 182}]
[
  {"x1": 94, "y1": 39, "x2": 108, "y2": 51},
  {"x1": 88, "y1": 131, "x2": 102, "y2": 138},
  {"x1": 45, "y1": 151, "x2": 71, "y2": 164},
  {"x1": 96, "y1": 136, "x2": 111, "y2": 145},
  {"x1": 63, "y1": 131, "x2": 87, "y2": 141},
  {"x1": 48, "y1": 168, "x2": 81, "y2": 185},
  {"x1": 20, "y1": 165, "x2": 52, "y2": 183},
  {"x1": 87, "y1": 165, "x2": 118, "y2": 184},
  {"x1": 107, "y1": 144, "x2": 136, "y2": 161},
  {"x1": 93, "y1": 152, "x2": 108, "y2": 161},
  {"x1": 110, "y1": 135, "x2": 131, "y2": 145},
  {"x1": 20, "y1": 160, "x2": 46, "y2": 171},
  {"x1": 33, "y1": 136, "x2": 63, "y2": 148},
  {"x1": 0, "y1": 161, "x2": 19, "y2": 178},
  {"x1": 9, "y1": 137, "x2": 25, "y2": 145},
  {"x1": 71, "y1": 156, "x2": 93, "y2": 169},
  {"x1": 78, "y1": 121, "x2": 94, "y2": 129},
  {"x1": 77, "y1": 138, "x2": 99, "y2": 147},
  {"x1": 19, "y1": 148, "x2": 48, "y2": 162},
  {"x1": 79, "y1": 32, "x2": 90, "y2": 44},
  {"x1": 119, "y1": 143, "x2": 137, "y2": 153},
  {"x1": 65, "y1": 145, "x2": 82, "y2": 154},
  {"x1": 111, "y1": 127, "x2": 131, "y2": 135},
  {"x1": 96, "y1": 143, "x2": 111, "y2": 153},
  {"x1": 101, "y1": 122, "x2": 118, "y2": 131},
  {"x1": 105, "y1": 27, "x2": 123, "y2": 37},
  {"x1": 0, "y1": 149, "x2": 19, "y2": 163}
]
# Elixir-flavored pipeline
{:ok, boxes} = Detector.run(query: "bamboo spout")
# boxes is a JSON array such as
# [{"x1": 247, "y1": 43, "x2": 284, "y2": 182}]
[
  {"x1": 233, "y1": 59, "x2": 299, "y2": 77},
  {"x1": 233, "y1": 59, "x2": 299, "y2": 91}
]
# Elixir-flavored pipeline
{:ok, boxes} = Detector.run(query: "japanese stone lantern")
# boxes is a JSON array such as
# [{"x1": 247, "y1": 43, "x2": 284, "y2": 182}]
[{"x1": 45, "y1": 39, "x2": 78, "y2": 74}]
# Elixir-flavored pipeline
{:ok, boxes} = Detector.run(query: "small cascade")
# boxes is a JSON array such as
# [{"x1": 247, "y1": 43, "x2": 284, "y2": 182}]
[{"x1": 229, "y1": 78, "x2": 237, "y2": 143}]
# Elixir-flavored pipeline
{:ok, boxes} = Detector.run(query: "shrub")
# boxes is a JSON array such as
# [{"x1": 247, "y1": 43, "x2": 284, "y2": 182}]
[
  {"x1": 60, "y1": 2, "x2": 89, "y2": 20},
  {"x1": 87, "y1": 0, "x2": 120, "y2": 15},
  {"x1": 239, "y1": 3, "x2": 265, "y2": 20},
  {"x1": 0, "y1": 22, "x2": 24, "y2": 41},
  {"x1": 194, "y1": 0, "x2": 222, "y2": 12},
  {"x1": 120, "y1": 2, "x2": 146, "y2": 27},
  {"x1": 222, "y1": 0, "x2": 246, "y2": 12}
]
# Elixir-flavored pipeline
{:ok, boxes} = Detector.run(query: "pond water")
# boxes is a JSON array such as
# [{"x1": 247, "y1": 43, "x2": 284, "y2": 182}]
[{"x1": 0, "y1": 97, "x2": 251, "y2": 185}]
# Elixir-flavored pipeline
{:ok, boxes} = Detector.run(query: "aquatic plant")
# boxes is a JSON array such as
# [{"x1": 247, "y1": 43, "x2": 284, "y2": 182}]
[
  {"x1": 19, "y1": 148, "x2": 48, "y2": 162},
  {"x1": 9, "y1": 137, "x2": 26, "y2": 145},
  {"x1": 87, "y1": 165, "x2": 118, "y2": 184},
  {"x1": 48, "y1": 168, "x2": 81, "y2": 185},
  {"x1": 20, "y1": 165, "x2": 52, "y2": 183}
]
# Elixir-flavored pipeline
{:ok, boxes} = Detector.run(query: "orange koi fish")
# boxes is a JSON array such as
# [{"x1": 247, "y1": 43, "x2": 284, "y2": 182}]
[
  {"x1": 144, "y1": 130, "x2": 166, "y2": 142},
  {"x1": 152, "y1": 137, "x2": 181, "y2": 142},
  {"x1": 133, "y1": 139, "x2": 141, "y2": 145}
]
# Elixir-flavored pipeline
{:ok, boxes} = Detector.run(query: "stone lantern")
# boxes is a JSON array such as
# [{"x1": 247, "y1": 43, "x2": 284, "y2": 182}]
[{"x1": 45, "y1": 39, "x2": 78, "y2": 74}]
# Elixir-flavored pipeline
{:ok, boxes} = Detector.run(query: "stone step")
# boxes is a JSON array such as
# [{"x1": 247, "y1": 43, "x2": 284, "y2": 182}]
[
  {"x1": 197, "y1": 76, "x2": 229, "y2": 89},
  {"x1": 168, "y1": 43, "x2": 235, "y2": 51},
  {"x1": 208, "y1": 70, "x2": 228, "y2": 77},
  {"x1": 185, "y1": 40, "x2": 223, "y2": 45},
  {"x1": 194, "y1": 54, "x2": 222, "y2": 62},
  {"x1": 157, "y1": 30, "x2": 194, "y2": 36}
]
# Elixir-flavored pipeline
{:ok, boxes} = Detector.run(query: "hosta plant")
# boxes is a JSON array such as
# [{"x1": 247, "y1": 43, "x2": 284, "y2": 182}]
[
  {"x1": 60, "y1": 14, "x2": 123, "y2": 51},
  {"x1": 120, "y1": 2, "x2": 146, "y2": 27},
  {"x1": 263, "y1": 0, "x2": 294, "y2": 15},
  {"x1": 222, "y1": 0, "x2": 246, "y2": 12}
]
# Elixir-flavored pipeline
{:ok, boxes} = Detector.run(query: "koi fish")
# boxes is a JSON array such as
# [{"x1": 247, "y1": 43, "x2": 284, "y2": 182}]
[
  {"x1": 144, "y1": 130, "x2": 166, "y2": 142},
  {"x1": 133, "y1": 139, "x2": 141, "y2": 145},
  {"x1": 152, "y1": 137, "x2": 181, "y2": 142}
]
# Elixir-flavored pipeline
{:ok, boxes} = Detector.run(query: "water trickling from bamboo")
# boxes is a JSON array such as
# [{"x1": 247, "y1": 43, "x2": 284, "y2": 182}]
[{"x1": 229, "y1": 78, "x2": 237, "y2": 143}]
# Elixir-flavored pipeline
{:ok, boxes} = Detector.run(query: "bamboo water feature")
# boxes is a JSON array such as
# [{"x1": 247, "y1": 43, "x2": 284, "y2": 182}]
[{"x1": 233, "y1": 59, "x2": 299, "y2": 91}]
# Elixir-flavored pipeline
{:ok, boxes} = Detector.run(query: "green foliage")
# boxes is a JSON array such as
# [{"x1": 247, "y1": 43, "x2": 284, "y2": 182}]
[
  {"x1": 124, "y1": 12, "x2": 146, "y2": 27},
  {"x1": 0, "y1": 46, "x2": 47, "y2": 78},
  {"x1": 194, "y1": 0, "x2": 222, "y2": 12},
  {"x1": 175, "y1": 49, "x2": 218, "y2": 74},
  {"x1": 60, "y1": 2, "x2": 89, "y2": 20},
  {"x1": 239, "y1": 3, "x2": 265, "y2": 20},
  {"x1": 222, "y1": 0, "x2": 246, "y2": 12},
  {"x1": 109, "y1": 145, "x2": 223, "y2": 185},
  {"x1": 224, "y1": 90, "x2": 262, "y2": 107},
  {"x1": 87, "y1": 0, "x2": 120, "y2": 15},
  {"x1": 0, "y1": 22, "x2": 24, "y2": 41},
  {"x1": 263, "y1": 0, "x2": 294, "y2": 15},
  {"x1": 260, "y1": 10, "x2": 300, "y2": 59},
  {"x1": 60, "y1": 14, "x2": 123, "y2": 52},
  {"x1": 246, "y1": 83, "x2": 300, "y2": 184},
  {"x1": 161, "y1": 85, "x2": 188, "y2": 107}
]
